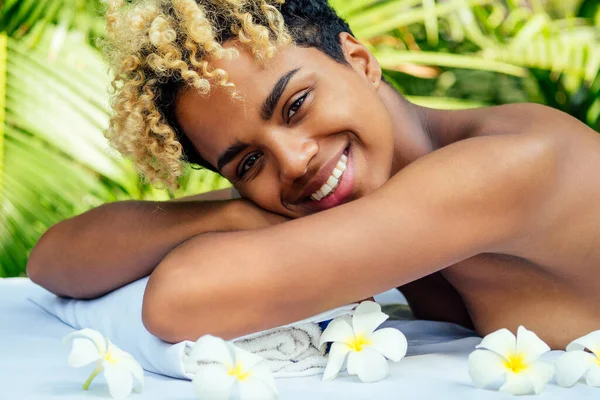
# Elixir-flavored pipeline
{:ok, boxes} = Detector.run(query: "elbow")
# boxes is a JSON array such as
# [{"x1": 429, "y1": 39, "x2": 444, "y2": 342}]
[
  {"x1": 26, "y1": 226, "x2": 52, "y2": 283},
  {"x1": 27, "y1": 224, "x2": 64, "y2": 293},
  {"x1": 141, "y1": 298, "x2": 182, "y2": 344},
  {"x1": 27, "y1": 222, "x2": 83, "y2": 298},
  {"x1": 141, "y1": 255, "x2": 214, "y2": 344},
  {"x1": 141, "y1": 236, "x2": 261, "y2": 343},
  {"x1": 141, "y1": 278, "x2": 185, "y2": 344}
]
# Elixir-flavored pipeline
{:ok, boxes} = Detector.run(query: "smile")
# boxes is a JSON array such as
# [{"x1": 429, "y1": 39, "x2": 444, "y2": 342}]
[{"x1": 310, "y1": 152, "x2": 348, "y2": 201}]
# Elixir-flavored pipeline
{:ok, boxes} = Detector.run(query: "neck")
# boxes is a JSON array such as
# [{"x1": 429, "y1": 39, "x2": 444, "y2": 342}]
[{"x1": 378, "y1": 83, "x2": 436, "y2": 175}]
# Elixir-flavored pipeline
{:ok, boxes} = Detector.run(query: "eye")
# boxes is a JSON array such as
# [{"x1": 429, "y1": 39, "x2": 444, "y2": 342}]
[
  {"x1": 287, "y1": 93, "x2": 308, "y2": 122},
  {"x1": 238, "y1": 152, "x2": 263, "y2": 178}
]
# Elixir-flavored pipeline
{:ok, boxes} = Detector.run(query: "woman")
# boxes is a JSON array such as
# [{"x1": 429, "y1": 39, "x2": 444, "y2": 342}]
[{"x1": 28, "y1": 0, "x2": 600, "y2": 348}]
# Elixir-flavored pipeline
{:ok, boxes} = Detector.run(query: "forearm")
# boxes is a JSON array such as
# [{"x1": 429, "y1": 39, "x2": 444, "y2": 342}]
[{"x1": 27, "y1": 199, "x2": 236, "y2": 299}]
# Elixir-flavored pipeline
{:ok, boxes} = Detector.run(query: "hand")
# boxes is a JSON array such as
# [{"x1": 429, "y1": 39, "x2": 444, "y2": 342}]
[{"x1": 226, "y1": 198, "x2": 291, "y2": 231}]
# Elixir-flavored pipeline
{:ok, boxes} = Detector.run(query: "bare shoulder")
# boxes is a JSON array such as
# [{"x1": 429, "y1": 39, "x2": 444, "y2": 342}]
[{"x1": 470, "y1": 103, "x2": 597, "y2": 143}]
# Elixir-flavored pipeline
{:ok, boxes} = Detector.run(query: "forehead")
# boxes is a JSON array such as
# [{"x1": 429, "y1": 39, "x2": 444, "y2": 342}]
[{"x1": 174, "y1": 42, "x2": 340, "y2": 167}]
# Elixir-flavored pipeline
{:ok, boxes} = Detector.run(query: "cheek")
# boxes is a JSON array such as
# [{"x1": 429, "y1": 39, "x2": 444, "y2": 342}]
[
  {"x1": 243, "y1": 180, "x2": 287, "y2": 215},
  {"x1": 318, "y1": 80, "x2": 392, "y2": 139}
]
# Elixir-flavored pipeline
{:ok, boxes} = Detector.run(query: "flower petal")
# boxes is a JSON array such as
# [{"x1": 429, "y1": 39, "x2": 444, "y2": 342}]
[
  {"x1": 351, "y1": 301, "x2": 388, "y2": 337},
  {"x1": 352, "y1": 311, "x2": 389, "y2": 338},
  {"x1": 117, "y1": 355, "x2": 145, "y2": 393},
  {"x1": 499, "y1": 371, "x2": 534, "y2": 395},
  {"x1": 346, "y1": 348, "x2": 389, "y2": 383},
  {"x1": 476, "y1": 328, "x2": 515, "y2": 360},
  {"x1": 239, "y1": 376, "x2": 279, "y2": 400},
  {"x1": 247, "y1": 363, "x2": 278, "y2": 395},
  {"x1": 524, "y1": 361, "x2": 554, "y2": 394},
  {"x1": 192, "y1": 364, "x2": 236, "y2": 400},
  {"x1": 322, "y1": 342, "x2": 351, "y2": 381},
  {"x1": 468, "y1": 349, "x2": 507, "y2": 388},
  {"x1": 319, "y1": 317, "x2": 354, "y2": 347},
  {"x1": 554, "y1": 350, "x2": 595, "y2": 387},
  {"x1": 354, "y1": 301, "x2": 382, "y2": 315},
  {"x1": 63, "y1": 329, "x2": 107, "y2": 367},
  {"x1": 65, "y1": 338, "x2": 103, "y2": 368},
  {"x1": 106, "y1": 340, "x2": 130, "y2": 361},
  {"x1": 188, "y1": 335, "x2": 234, "y2": 366},
  {"x1": 104, "y1": 363, "x2": 134, "y2": 400},
  {"x1": 585, "y1": 365, "x2": 600, "y2": 387},
  {"x1": 231, "y1": 344, "x2": 265, "y2": 372},
  {"x1": 566, "y1": 330, "x2": 600, "y2": 357},
  {"x1": 515, "y1": 326, "x2": 550, "y2": 363},
  {"x1": 368, "y1": 328, "x2": 407, "y2": 362},
  {"x1": 63, "y1": 328, "x2": 107, "y2": 354}
]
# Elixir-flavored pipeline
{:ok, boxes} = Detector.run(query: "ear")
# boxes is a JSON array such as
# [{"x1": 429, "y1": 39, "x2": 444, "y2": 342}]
[{"x1": 339, "y1": 32, "x2": 382, "y2": 89}]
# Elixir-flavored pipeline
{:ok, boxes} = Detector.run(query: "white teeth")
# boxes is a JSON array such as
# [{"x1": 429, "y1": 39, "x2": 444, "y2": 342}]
[
  {"x1": 309, "y1": 151, "x2": 349, "y2": 201},
  {"x1": 327, "y1": 176, "x2": 338, "y2": 188}
]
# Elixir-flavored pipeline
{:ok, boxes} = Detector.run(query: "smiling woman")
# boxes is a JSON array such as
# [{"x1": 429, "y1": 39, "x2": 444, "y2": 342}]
[
  {"x1": 29, "y1": 0, "x2": 600, "y2": 351},
  {"x1": 173, "y1": 35, "x2": 400, "y2": 217}
]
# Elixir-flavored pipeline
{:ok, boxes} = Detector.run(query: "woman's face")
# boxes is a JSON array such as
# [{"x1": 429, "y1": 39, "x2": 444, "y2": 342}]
[{"x1": 175, "y1": 35, "x2": 397, "y2": 218}]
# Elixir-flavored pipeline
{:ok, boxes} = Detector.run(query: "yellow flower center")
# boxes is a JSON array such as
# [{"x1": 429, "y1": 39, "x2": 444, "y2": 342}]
[
  {"x1": 505, "y1": 353, "x2": 527, "y2": 373},
  {"x1": 104, "y1": 352, "x2": 118, "y2": 365},
  {"x1": 228, "y1": 363, "x2": 251, "y2": 381},
  {"x1": 596, "y1": 357, "x2": 600, "y2": 367},
  {"x1": 347, "y1": 335, "x2": 371, "y2": 352}
]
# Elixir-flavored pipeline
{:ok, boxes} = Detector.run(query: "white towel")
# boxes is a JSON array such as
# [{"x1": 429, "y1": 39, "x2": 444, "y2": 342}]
[
  {"x1": 28, "y1": 277, "x2": 356, "y2": 379},
  {"x1": 182, "y1": 306, "x2": 355, "y2": 378}
]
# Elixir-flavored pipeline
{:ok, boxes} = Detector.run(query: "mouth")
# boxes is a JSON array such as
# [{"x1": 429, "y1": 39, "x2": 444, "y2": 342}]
[
  {"x1": 307, "y1": 145, "x2": 349, "y2": 201},
  {"x1": 300, "y1": 143, "x2": 354, "y2": 211}
]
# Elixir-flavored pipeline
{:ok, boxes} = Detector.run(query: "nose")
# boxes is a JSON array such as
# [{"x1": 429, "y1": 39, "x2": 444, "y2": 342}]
[{"x1": 268, "y1": 133, "x2": 318, "y2": 184}]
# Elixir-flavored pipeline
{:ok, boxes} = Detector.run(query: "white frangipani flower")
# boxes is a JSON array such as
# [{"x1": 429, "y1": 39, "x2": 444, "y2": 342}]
[
  {"x1": 555, "y1": 330, "x2": 600, "y2": 388},
  {"x1": 63, "y1": 328, "x2": 144, "y2": 399},
  {"x1": 468, "y1": 326, "x2": 554, "y2": 395},
  {"x1": 318, "y1": 301, "x2": 408, "y2": 383},
  {"x1": 188, "y1": 335, "x2": 278, "y2": 400}
]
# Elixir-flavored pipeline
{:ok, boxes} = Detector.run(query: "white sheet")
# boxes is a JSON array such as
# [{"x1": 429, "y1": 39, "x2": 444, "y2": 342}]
[
  {"x1": 28, "y1": 277, "x2": 357, "y2": 379},
  {"x1": 2, "y1": 278, "x2": 597, "y2": 399}
]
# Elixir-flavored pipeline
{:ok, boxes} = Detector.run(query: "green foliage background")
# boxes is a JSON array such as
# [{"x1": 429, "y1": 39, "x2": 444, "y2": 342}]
[{"x1": 0, "y1": 0, "x2": 599, "y2": 277}]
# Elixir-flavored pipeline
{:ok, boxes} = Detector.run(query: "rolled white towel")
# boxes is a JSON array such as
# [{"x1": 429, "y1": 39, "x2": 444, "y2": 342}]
[{"x1": 183, "y1": 305, "x2": 356, "y2": 378}]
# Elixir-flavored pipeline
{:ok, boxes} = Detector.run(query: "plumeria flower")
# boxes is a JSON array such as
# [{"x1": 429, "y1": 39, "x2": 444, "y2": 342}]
[
  {"x1": 187, "y1": 335, "x2": 278, "y2": 400},
  {"x1": 555, "y1": 330, "x2": 600, "y2": 388},
  {"x1": 468, "y1": 326, "x2": 554, "y2": 395},
  {"x1": 63, "y1": 328, "x2": 144, "y2": 399},
  {"x1": 318, "y1": 301, "x2": 408, "y2": 383}
]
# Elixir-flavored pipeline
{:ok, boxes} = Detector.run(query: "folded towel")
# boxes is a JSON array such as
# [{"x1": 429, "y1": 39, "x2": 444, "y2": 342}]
[{"x1": 28, "y1": 277, "x2": 356, "y2": 379}]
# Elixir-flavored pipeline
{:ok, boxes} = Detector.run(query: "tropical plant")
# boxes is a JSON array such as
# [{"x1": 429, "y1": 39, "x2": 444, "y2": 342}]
[
  {"x1": 0, "y1": 2, "x2": 229, "y2": 277},
  {"x1": 1, "y1": 0, "x2": 598, "y2": 277},
  {"x1": 332, "y1": 0, "x2": 600, "y2": 129}
]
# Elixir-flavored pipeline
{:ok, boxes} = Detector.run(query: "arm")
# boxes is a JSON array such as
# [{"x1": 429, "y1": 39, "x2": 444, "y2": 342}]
[
  {"x1": 26, "y1": 188, "x2": 287, "y2": 299},
  {"x1": 398, "y1": 272, "x2": 474, "y2": 329},
  {"x1": 143, "y1": 133, "x2": 559, "y2": 342}
]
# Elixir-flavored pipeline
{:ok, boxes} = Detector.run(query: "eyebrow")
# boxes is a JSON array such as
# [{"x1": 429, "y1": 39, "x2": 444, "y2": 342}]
[
  {"x1": 260, "y1": 68, "x2": 301, "y2": 121},
  {"x1": 216, "y1": 68, "x2": 301, "y2": 172},
  {"x1": 217, "y1": 140, "x2": 250, "y2": 172}
]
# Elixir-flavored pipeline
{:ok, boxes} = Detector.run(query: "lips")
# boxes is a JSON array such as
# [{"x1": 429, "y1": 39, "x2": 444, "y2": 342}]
[
  {"x1": 296, "y1": 144, "x2": 349, "y2": 204},
  {"x1": 295, "y1": 143, "x2": 354, "y2": 212}
]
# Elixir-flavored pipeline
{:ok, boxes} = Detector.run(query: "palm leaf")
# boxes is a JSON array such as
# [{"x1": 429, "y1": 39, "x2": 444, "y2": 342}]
[
  {"x1": 330, "y1": 0, "x2": 600, "y2": 130},
  {"x1": 0, "y1": 28, "x2": 228, "y2": 277}
]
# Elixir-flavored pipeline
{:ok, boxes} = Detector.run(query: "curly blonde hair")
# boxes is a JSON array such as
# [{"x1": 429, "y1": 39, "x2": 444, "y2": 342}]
[
  {"x1": 103, "y1": 0, "x2": 356, "y2": 191},
  {"x1": 103, "y1": 0, "x2": 292, "y2": 190}
]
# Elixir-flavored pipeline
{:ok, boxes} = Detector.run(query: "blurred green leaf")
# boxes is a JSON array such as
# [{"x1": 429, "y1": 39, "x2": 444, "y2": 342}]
[{"x1": 0, "y1": 27, "x2": 228, "y2": 277}]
